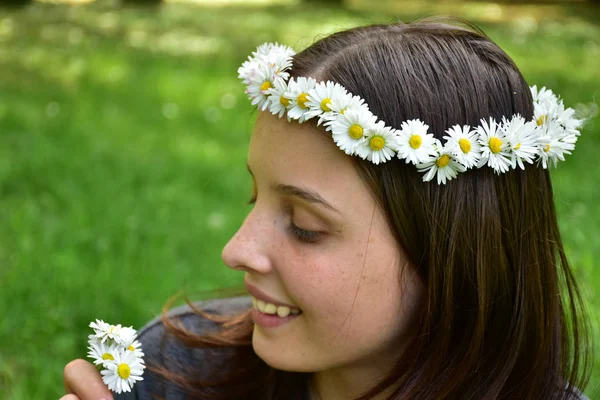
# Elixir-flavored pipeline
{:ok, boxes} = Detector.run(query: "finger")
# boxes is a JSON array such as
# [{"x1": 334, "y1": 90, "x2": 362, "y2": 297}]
[
  {"x1": 59, "y1": 395, "x2": 80, "y2": 400},
  {"x1": 63, "y1": 359, "x2": 113, "y2": 400}
]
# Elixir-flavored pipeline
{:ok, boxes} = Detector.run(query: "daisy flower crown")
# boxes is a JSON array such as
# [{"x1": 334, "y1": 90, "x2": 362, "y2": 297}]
[{"x1": 238, "y1": 43, "x2": 583, "y2": 184}]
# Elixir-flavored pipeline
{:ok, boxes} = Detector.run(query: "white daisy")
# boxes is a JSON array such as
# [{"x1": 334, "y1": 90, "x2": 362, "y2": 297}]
[
  {"x1": 417, "y1": 140, "x2": 466, "y2": 184},
  {"x1": 266, "y1": 77, "x2": 292, "y2": 118},
  {"x1": 544, "y1": 118, "x2": 576, "y2": 155},
  {"x1": 476, "y1": 117, "x2": 512, "y2": 174},
  {"x1": 561, "y1": 132, "x2": 578, "y2": 149},
  {"x1": 559, "y1": 127, "x2": 578, "y2": 154},
  {"x1": 443, "y1": 124, "x2": 481, "y2": 169},
  {"x1": 101, "y1": 349, "x2": 145, "y2": 394},
  {"x1": 251, "y1": 43, "x2": 272, "y2": 57},
  {"x1": 284, "y1": 77, "x2": 318, "y2": 123},
  {"x1": 125, "y1": 339, "x2": 145, "y2": 360},
  {"x1": 321, "y1": 93, "x2": 369, "y2": 128},
  {"x1": 90, "y1": 319, "x2": 110, "y2": 334},
  {"x1": 530, "y1": 85, "x2": 559, "y2": 106},
  {"x1": 252, "y1": 42, "x2": 295, "y2": 75},
  {"x1": 355, "y1": 122, "x2": 400, "y2": 165},
  {"x1": 114, "y1": 326, "x2": 138, "y2": 348},
  {"x1": 335, "y1": 93, "x2": 368, "y2": 115},
  {"x1": 503, "y1": 115, "x2": 539, "y2": 170},
  {"x1": 305, "y1": 81, "x2": 348, "y2": 124},
  {"x1": 239, "y1": 43, "x2": 295, "y2": 83},
  {"x1": 245, "y1": 63, "x2": 280, "y2": 112},
  {"x1": 90, "y1": 320, "x2": 123, "y2": 344},
  {"x1": 554, "y1": 102, "x2": 583, "y2": 138},
  {"x1": 87, "y1": 338, "x2": 120, "y2": 368},
  {"x1": 537, "y1": 135, "x2": 568, "y2": 169},
  {"x1": 536, "y1": 119, "x2": 573, "y2": 169},
  {"x1": 533, "y1": 100, "x2": 559, "y2": 132},
  {"x1": 329, "y1": 106, "x2": 377, "y2": 156},
  {"x1": 237, "y1": 58, "x2": 260, "y2": 83},
  {"x1": 396, "y1": 119, "x2": 436, "y2": 165}
]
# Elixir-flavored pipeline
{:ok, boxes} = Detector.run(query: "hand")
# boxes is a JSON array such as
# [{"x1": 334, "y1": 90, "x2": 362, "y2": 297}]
[{"x1": 60, "y1": 359, "x2": 113, "y2": 400}]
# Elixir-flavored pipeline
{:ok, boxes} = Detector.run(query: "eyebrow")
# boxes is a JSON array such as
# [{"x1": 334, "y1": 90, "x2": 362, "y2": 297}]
[
  {"x1": 273, "y1": 183, "x2": 342, "y2": 214},
  {"x1": 247, "y1": 164, "x2": 342, "y2": 215}
]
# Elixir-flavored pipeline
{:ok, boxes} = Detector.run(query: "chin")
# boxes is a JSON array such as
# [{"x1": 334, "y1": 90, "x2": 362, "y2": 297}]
[{"x1": 251, "y1": 326, "x2": 318, "y2": 372}]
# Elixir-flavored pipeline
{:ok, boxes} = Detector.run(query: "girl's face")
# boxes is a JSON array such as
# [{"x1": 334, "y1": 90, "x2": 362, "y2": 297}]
[{"x1": 222, "y1": 111, "x2": 424, "y2": 376}]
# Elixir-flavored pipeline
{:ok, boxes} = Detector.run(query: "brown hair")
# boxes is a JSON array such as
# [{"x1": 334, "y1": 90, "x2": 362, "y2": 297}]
[{"x1": 152, "y1": 19, "x2": 592, "y2": 399}]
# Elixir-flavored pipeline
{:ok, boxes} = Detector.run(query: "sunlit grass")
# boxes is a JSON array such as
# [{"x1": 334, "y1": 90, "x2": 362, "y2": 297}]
[{"x1": 0, "y1": 1, "x2": 598, "y2": 398}]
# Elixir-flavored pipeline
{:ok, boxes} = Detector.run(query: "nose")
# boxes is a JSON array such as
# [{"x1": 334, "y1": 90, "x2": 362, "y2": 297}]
[{"x1": 221, "y1": 208, "x2": 273, "y2": 275}]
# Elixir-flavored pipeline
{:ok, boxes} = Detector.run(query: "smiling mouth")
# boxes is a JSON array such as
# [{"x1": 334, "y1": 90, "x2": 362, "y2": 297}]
[{"x1": 251, "y1": 296, "x2": 302, "y2": 318}]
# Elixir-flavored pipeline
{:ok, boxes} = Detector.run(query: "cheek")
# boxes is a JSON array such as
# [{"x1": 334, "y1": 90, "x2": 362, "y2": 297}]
[
  {"x1": 285, "y1": 241, "x2": 412, "y2": 344},
  {"x1": 285, "y1": 245, "x2": 363, "y2": 309}
]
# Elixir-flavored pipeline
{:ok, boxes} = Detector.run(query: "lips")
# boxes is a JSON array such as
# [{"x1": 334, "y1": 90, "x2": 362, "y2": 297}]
[{"x1": 244, "y1": 281, "x2": 302, "y2": 312}]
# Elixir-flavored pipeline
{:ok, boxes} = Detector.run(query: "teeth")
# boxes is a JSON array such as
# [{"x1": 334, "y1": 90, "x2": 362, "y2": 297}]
[
  {"x1": 264, "y1": 303, "x2": 277, "y2": 314},
  {"x1": 256, "y1": 299, "x2": 266, "y2": 312},
  {"x1": 277, "y1": 306, "x2": 290, "y2": 317},
  {"x1": 251, "y1": 296, "x2": 300, "y2": 318}
]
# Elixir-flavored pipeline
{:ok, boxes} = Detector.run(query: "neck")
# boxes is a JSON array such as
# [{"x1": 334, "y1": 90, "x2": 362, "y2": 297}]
[
  {"x1": 308, "y1": 362, "x2": 397, "y2": 400},
  {"x1": 304, "y1": 327, "x2": 414, "y2": 400}
]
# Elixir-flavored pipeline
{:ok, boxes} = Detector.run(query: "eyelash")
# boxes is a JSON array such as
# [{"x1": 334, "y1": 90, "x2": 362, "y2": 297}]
[
  {"x1": 290, "y1": 224, "x2": 322, "y2": 244},
  {"x1": 246, "y1": 196, "x2": 322, "y2": 244}
]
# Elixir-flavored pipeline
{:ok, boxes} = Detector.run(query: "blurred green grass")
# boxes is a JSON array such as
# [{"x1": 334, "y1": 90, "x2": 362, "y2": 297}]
[{"x1": 0, "y1": 0, "x2": 598, "y2": 398}]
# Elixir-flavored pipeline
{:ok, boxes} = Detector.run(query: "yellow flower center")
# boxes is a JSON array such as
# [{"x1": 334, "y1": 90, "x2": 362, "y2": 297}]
[
  {"x1": 280, "y1": 96, "x2": 290, "y2": 107},
  {"x1": 297, "y1": 93, "x2": 309, "y2": 109},
  {"x1": 117, "y1": 363, "x2": 131, "y2": 379},
  {"x1": 544, "y1": 144, "x2": 551, "y2": 152},
  {"x1": 458, "y1": 138, "x2": 471, "y2": 154},
  {"x1": 260, "y1": 81, "x2": 272, "y2": 92},
  {"x1": 348, "y1": 124, "x2": 364, "y2": 140},
  {"x1": 436, "y1": 154, "x2": 451, "y2": 168},
  {"x1": 514, "y1": 142, "x2": 521, "y2": 150},
  {"x1": 409, "y1": 135, "x2": 422, "y2": 149},
  {"x1": 536, "y1": 115, "x2": 547, "y2": 126},
  {"x1": 369, "y1": 136, "x2": 385, "y2": 151},
  {"x1": 340, "y1": 108, "x2": 347, "y2": 115},
  {"x1": 128, "y1": 345, "x2": 135, "y2": 352},
  {"x1": 320, "y1": 97, "x2": 332, "y2": 112},
  {"x1": 102, "y1": 353, "x2": 114, "y2": 361},
  {"x1": 489, "y1": 137, "x2": 502, "y2": 154}
]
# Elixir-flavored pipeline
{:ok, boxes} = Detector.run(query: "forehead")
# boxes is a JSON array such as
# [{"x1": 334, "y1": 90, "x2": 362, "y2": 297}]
[{"x1": 248, "y1": 112, "x2": 357, "y2": 187}]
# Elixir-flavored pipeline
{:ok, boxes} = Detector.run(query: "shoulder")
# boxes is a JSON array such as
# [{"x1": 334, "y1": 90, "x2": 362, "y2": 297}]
[
  {"x1": 137, "y1": 295, "x2": 252, "y2": 340},
  {"x1": 115, "y1": 296, "x2": 252, "y2": 400}
]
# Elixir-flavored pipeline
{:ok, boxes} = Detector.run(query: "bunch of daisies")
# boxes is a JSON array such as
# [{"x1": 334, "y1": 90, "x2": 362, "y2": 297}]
[
  {"x1": 238, "y1": 43, "x2": 584, "y2": 184},
  {"x1": 87, "y1": 319, "x2": 145, "y2": 394}
]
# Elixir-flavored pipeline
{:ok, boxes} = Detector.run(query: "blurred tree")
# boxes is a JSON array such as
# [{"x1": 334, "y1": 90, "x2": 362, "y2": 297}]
[
  {"x1": 303, "y1": 0, "x2": 344, "y2": 4},
  {"x1": 121, "y1": 0, "x2": 163, "y2": 5},
  {"x1": 1, "y1": 0, "x2": 33, "y2": 7}
]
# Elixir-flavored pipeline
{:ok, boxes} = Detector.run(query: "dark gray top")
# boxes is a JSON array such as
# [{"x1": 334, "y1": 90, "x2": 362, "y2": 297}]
[
  {"x1": 115, "y1": 296, "x2": 257, "y2": 400},
  {"x1": 114, "y1": 296, "x2": 589, "y2": 400}
]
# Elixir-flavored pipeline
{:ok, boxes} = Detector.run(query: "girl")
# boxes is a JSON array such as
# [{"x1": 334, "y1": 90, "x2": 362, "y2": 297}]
[{"x1": 62, "y1": 18, "x2": 592, "y2": 400}]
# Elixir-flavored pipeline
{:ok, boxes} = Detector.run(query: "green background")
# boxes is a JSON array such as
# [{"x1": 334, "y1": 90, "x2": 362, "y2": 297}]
[{"x1": 0, "y1": 0, "x2": 598, "y2": 398}]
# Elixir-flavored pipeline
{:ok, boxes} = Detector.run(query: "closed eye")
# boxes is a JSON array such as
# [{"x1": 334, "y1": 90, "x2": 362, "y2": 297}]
[{"x1": 290, "y1": 224, "x2": 322, "y2": 244}]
